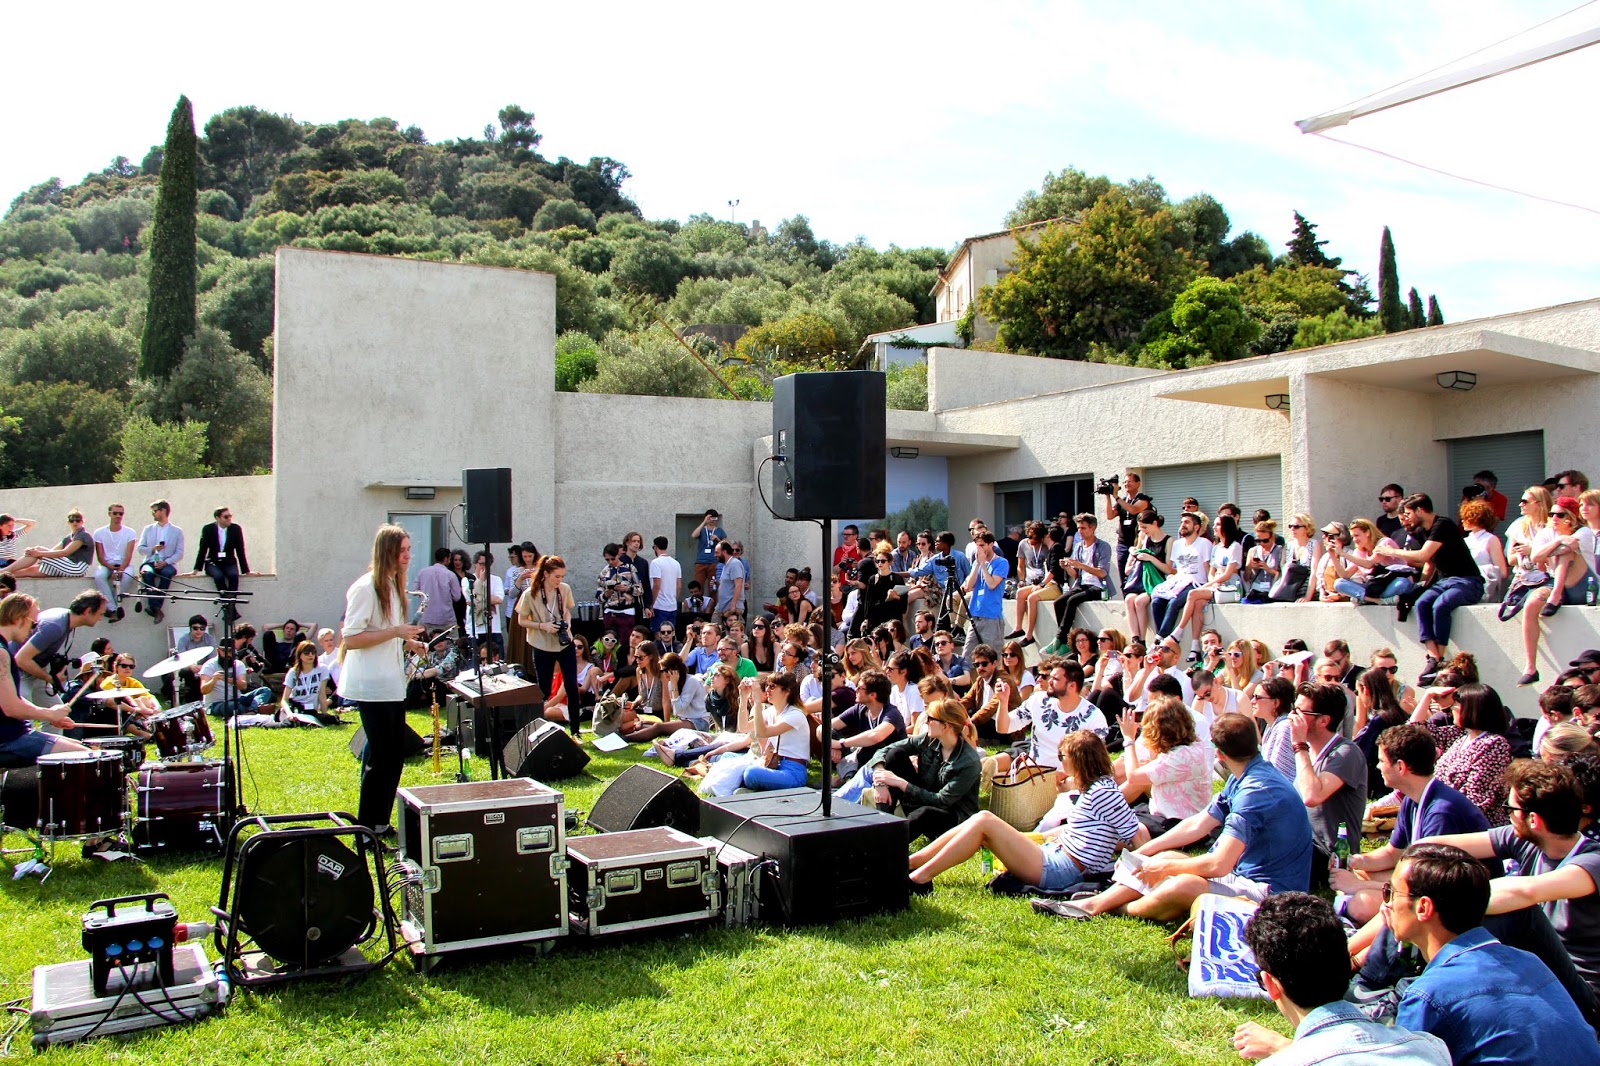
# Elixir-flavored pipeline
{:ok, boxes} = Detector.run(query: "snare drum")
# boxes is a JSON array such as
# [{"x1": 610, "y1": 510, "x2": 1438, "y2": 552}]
[
  {"x1": 37, "y1": 750, "x2": 126, "y2": 838},
  {"x1": 148, "y1": 702, "x2": 215, "y2": 759},
  {"x1": 85, "y1": 735, "x2": 148, "y2": 775},
  {"x1": 133, "y1": 760, "x2": 234, "y2": 851}
]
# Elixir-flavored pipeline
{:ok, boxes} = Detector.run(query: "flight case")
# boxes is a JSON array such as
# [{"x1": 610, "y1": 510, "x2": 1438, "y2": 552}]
[{"x1": 565, "y1": 826, "x2": 717, "y2": 936}]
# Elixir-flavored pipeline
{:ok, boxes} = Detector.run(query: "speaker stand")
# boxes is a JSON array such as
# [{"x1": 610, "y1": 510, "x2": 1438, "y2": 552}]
[{"x1": 818, "y1": 518, "x2": 834, "y2": 818}]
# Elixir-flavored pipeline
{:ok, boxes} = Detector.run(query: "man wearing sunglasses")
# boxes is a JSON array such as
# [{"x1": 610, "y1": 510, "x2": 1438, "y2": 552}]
[
  {"x1": 91, "y1": 504, "x2": 139, "y2": 622},
  {"x1": 961, "y1": 644, "x2": 1020, "y2": 741},
  {"x1": 1375, "y1": 484, "x2": 1406, "y2": 541}
]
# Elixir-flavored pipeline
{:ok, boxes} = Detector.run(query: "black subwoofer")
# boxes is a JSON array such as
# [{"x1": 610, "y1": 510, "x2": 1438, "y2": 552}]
[{"x1": 587, "y1": 764, "x2": 700, "y2": 835}]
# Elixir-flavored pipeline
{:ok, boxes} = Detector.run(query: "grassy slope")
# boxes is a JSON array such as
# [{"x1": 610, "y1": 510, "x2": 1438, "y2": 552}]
[{"x1": 1, "y1": 714, "x2": 1284, "y2": 1065}]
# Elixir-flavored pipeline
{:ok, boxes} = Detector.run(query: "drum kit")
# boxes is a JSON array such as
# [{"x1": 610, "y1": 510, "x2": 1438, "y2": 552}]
[{"x1": 25, "y1": 645, "x2": 233, "y2": 859}]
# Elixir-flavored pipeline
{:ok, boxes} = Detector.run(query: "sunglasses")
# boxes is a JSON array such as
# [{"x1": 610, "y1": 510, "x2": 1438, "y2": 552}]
[
  {"x1": 1226, "y1": 650, "x2": 1243, "y2": 659},
  {"x1": 973, "y1": 659, "x2": 994, "y2": 667},
  {"x1": 1553, "y1": 511, "x2": 1573, "y2": 519},
  {"x1": 1379, "y1": 495, "x2": 1399, "y2": 502},
  {"x1": 751, "y1": 624, "x2": 767, "y2": 630},
  {"x1": 109, "y1": 510, "x2": 124, "y2": 516},
  {"x1": 934, "y1": 640, "x2": 952, "y2": 647},
  {"x1": 1002, "y1": 651, "x2": 1020, "y2": 658},
  {"x1": 1380, "y1": 883, "x2": 1412, "y2": 905},
  {"x1": 1097, "y1": 636, "x2": 1113, "y2": 643}
]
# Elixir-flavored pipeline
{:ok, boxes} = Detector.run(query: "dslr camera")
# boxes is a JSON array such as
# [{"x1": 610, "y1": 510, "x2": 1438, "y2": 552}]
[
  {"x1": 1461, "y1": 483, "x2": 1487, "y2": 502},
  {"x1": 933, "y1": 553, "x2": 958, "y2": 570},
  {"x1": 1096, "y1": 475, "x2": 1120, "y2": 496},
  {"x1": 553, "y1": 619, "x2": 573, "y2": 649}
]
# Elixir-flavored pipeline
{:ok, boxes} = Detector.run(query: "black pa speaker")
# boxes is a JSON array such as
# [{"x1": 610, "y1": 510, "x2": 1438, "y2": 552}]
[
  {"x1": 771, "y1": 371, "x2": 886, "y2": 520},
  {"x1": 463, "y1": 467, "x2": 513, "y2": 543},
  {"x1": 587, "y1": 764, "x2": 700, "y2": 835},
  {"x1": 348, "y1": 723, "x2": 427, "y2": 761},
  {"x1": 501, "y1": 719, "x2": 591, "y2": 780}
]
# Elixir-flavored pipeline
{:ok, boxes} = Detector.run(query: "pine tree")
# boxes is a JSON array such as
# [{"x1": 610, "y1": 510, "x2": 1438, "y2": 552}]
[
  {"x1": 1286, "y1": 211, "x2": 1341, "y2": 269},
  {"x1": 1378, "y1": 227, "x2": 1406, "y2": 333},
  {"x1": 1407, "y1": 287, "x2": 1426, "y2": 329},
  {"x1": 139, "y1": 96, "x2": 198, "y2": 381},
  {"x1": 1427, "y1": 295, "x2": 1444, "y2": 327}
]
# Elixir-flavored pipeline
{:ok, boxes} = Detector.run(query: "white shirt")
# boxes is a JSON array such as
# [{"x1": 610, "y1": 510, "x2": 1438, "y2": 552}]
[
  {"x1": 339, "y1": 572, "x2": 406, "y2": 702},
  {"x1": 649, "y1": 554, "x2": 682, "y2": 611},
  {"x1": 138, "y1": 520, "x2": 185, "y2": 567},
  {"x1": 462, "y1": 574, "x2": 504, "y2": 637},
  {"x1": 1015, "y1": 691, "x2": 1107, "y2": 768},
  {"x1": 200, "y1": 659, "x2": 249, "y2": 706},
  {"x1": 1168, "y1": 534, "x2": 1213, "y2": 588},
  {"x1": 92, "y1": 524, "x2": 138, "y2": 569}
]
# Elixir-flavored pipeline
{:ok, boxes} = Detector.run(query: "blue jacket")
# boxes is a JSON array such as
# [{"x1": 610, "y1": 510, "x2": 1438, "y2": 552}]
[{"x1": 1261, "y1": 1000, "x2": 1449, "y2": 1065}]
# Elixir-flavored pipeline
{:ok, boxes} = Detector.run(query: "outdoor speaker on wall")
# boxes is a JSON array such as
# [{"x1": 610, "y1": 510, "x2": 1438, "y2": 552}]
[
  {"x1": 771, "y1": 372, "x2": 886, "y2": 520},
  {"x1": 462, "y1": 467, "x2": 513, "y2": 543}
]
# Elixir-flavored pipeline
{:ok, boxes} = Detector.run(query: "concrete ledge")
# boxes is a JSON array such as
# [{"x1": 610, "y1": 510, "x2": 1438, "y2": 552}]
[{"x1": 1006, "y1": 598, "x2": 1600, "y2": 717}]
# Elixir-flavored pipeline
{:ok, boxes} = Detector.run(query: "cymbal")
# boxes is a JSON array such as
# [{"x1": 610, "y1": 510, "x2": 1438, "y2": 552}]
[
  {"x1": 81, "y1": 688, "x2": 153, "y2": 701},
  {"x1": 143, "y1": 645, "x2": 216, "y2": 678}
]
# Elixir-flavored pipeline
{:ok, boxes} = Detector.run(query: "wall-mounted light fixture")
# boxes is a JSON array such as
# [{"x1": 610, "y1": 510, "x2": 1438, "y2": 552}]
[
  {"x1": 889, "y1": 446, "x2": 920, "y2": 459},
  {"x1": 1264, "y1": 394, "x2": 1291, "y2": 412},
  {"x1": 1435, "y1": 370, "x2": 1477, "y2": 392},
  {"x1": 404, "y1": 486, "x2": 436, "y2": 500}
]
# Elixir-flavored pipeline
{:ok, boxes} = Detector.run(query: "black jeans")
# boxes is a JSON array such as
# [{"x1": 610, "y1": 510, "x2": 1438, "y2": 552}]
[
  {"x1": 532, "y1": 644, "x2": 581, "y2": 735},
  {"x1": 874, "y1": 745, "x2": 966, "y2": 842},
  {"x1": 355, "y1": 699, "x2": 407, "y2": 829},
  {"x1": 1053, "y1": 586, "x2": 1104, "y2": 632},
  {"x1": 205, "y1": 559, "x2": 240, "y2": 593}
]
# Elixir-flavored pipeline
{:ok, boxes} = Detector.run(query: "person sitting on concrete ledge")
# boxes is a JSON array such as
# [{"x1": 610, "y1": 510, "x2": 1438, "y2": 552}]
[{"x1": 1032, "y1": 712, "x2": 1312, "y2": 922}]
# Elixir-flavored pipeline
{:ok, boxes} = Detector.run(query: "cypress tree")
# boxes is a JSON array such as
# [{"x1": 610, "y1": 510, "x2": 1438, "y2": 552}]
[
  {"x1": 1407, "y1": 287, "x2": 1426, "y2": 329},
  {"x1": 1427, "y1": 295, "x2": 1444, "y2": 327},
  {"x1": 1286, "y1": 211, "x2": 1339, "y2": 269},
  {"x1": 139, "y1": 96, "x2": 198, "y2": 381},
  {"x1": 1377, "y1": 226, "x2": 1406, "y2": 333}
]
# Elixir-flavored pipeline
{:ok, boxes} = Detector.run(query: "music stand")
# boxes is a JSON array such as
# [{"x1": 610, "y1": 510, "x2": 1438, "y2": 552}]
[{"x1": 162, "y1": 577, "x2": 254, "y2": 821}]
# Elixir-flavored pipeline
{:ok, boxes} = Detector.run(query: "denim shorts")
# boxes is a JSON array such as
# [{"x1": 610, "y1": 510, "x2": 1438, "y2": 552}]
[
  {"x1": 0, "y1": 729, "x2": 60, "y2": 761},
  {"x1": 1037, "y1": 843, "x2": 1088, "y2": 891}
]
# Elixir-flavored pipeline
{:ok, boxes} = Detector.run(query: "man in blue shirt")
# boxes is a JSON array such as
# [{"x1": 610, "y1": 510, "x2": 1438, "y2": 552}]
[
  {"x1": 1231, "y1": 892, "x2": 1449, "y2": 1065},
  {"x1": 1390, "y1": 842, "x2": 1600, "y2": 1066},
  {"x1": 1036, "y1": 712, "x2": 1313, "y2": 922},
  {"x1": 962, "y1": 531, "x2": 1008, "y2": 651},
  {"x1": 690, "y1": 509, "x2": 725, "y2": 595}
]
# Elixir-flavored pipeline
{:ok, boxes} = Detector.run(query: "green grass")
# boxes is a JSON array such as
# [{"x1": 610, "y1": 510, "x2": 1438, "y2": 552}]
[{"x1": 1, "y1": 713, "x2": 1287, "y2": 1064}]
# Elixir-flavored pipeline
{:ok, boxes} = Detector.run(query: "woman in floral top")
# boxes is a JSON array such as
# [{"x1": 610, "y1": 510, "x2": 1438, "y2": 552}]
[{"x1": 1381, "y1": 673, "x2": 1512, "y2": 826}]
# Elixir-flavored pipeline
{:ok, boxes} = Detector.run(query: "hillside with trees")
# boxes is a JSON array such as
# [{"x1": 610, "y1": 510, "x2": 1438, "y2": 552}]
[{"x1": 0, "y1": 103, "x2": 1446, "y2": 488}]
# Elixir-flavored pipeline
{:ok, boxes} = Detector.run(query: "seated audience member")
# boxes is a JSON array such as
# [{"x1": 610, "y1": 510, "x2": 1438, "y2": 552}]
[
  {"x1": 1351, "y1": 668, "x2": 1411, "y2": 798},
  {"x1": 1420, "y1": 759, "x2": 1600, "y2": 1019},
  {"x1": 653, "y1": 663, "x2": 745, "y2": 764},
  {"x1": 279, "y1": 641, "x2": 329, "y2": 724},
  {"x1": 1372, "y1": 493, "x2": 1484, "y2": 685},
  {"x1": 739, "y1": 671, "x2": 809, "y2": 792},
  {"x1": 1459, "y1": 498, "x2": 1510, "y2": 602},
  {"x1": 906, "y1": 729, "x2": 1143, "y2": 894},
  {"x1": 1116, "y1": 695, "x2": 1212, "y2": 836},
  {"x1": 1543, "y1": 722, "x2": 1596, "y2": 763},
  {"x1": 1241, "y1": 518, "x2": 1282, "y2": 603},
  {"x1": 5, "y1": 510, "x2": 94, "y2": 579},
  {"x1": 405, "y1": 632, "x2": 458, "y2": 709},
  {"x1": 1290, "y1": 682, "x2": 1368, "y2": 852},
  {"x1": 993, "y1": 659, "x2": 1106, "y2": 774},
  {"x1": 1231, "y1": 892, "x2": 1450, "y2": 1065},
  {"x1": 997, "y1": 640, "x2": 1037, "y2": 700},
  {"x1": 1404, "y1": 679, "x2": 1513, "y2": 826},
  {"x1": 1518, "y1": 497, "x2": 1595, "y2": 686},
  {"x1": 1006, "y1": 521, "x2": 1056, "y2": 646},
  {"x1": 872, "y1": 698, "x2": 982, "y2": 843},
  {"x1": 960, "y1": 644, "x2": 1021, "y2": 741},
  {"x1": 1146, "y1": 511, "x2": 1213, "y2": 640},
  {"x1": 1332, "y1": 723, "x2": 1490, "y2": 925},
  {"x1": 1388, "y1": 843, "x2": 1600, "y2": 1065},
  {"x1": 884, "y1": 649, "x2": 925, "y2": 731},
  {"x1": 830, "y1": 669, "x2": 905, "y2": 783},
  {"x1": 1220, "y1": 638, "x2": 1262, "y2": 696},
  {"x1": 1051, "y1": 513, "x2": 1113, "y2": 637},
  {"x1": 1249, "y1": 675, "x2": 1299, "y2": 781},
  {"x1": 201, "y1": 643, "x2": 274, "y2": 718},
  {"x1": 1034, "y1": 713, "x2": 1313, "y2": 922},
  {"x1": 1190, "y1": 667, "x2": 1240, "y2": 733},
  {"x1": 680, "y1": 581, "x2": 713, "y2": 623},
  {"x1": 928, "y1": 630, "x2": 971, "y2": 691},
  {"x1": 1173, "y1": 515, "x2": 1242, "y2": 657},
  {"x1": 1536, "y1": 686, "x2": 1580, "y2": 752}
]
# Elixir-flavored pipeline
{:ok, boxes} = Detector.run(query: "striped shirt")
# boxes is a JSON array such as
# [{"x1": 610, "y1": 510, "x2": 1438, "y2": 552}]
[{"x1": 1036, "y1": 776, "x2": 1141, "y2": 874}]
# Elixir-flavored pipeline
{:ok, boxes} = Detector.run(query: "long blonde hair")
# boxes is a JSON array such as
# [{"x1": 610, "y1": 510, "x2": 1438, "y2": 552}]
[
  {"x1": 370, "y1": 524, "x2": 409, "y2": 625},
  {"x1": 1224, "y1": 639, "x2": 1259, "y2": 691}
]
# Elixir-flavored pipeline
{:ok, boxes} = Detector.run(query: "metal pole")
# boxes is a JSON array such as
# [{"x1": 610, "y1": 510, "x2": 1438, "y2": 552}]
[{"x1": 819, "y1": 518, "x2": 832, "y2": 819}]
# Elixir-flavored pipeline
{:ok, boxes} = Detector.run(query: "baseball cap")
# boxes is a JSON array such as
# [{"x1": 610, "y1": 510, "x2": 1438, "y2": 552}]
[{"x1": 1569, "y1": 650, "x2": 1600, "y2": 669}]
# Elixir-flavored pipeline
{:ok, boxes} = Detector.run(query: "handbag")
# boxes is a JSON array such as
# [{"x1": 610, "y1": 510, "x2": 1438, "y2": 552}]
[
  {"x1": 1268, "y1": 562, "x2": 1310, "y2": 602},
  {"x1": 986, "y1": 754, "x2": 1058, "y2": 830},
  {"x1": 761, "y1": 744, "x2": 781, "y2": 770},
  {"x1": 1498, "y1": 569, "x2": 1550, "y2": 621}
]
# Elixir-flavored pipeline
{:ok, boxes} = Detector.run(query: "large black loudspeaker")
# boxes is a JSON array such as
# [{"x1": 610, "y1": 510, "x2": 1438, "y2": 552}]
[
  {"x1": 463, "y1": 467, "x2": 513, "y2": 543},
  {"x1": 501, "y1": 719, "x2": 591, "y2": 780},
  {"x1": 588, "y1": 764, "x2": 700, "y2": 835},
  {"x1": 771, "y1": 372, "x2": 886, "y2": 519},
  {"x1": 348, "y1": 723, "x2": 427, "y2": 761},
  {"x1": 700, "y1": 788, "x2": 908, "y2": 925}
]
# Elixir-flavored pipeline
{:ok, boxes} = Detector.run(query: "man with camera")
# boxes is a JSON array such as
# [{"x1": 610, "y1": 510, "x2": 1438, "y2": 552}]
[
  {"x1": 962, "y1": 531, "x2": 1009, "y2": 651},
  {"x1": 1101, "y1": 469, "x2": 1151, "y2": 596}
]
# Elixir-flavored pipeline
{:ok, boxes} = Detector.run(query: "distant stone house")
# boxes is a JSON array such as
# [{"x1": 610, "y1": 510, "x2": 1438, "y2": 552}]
[{"x1": 930, "y1": 217, "x2": 1069, "y2": 341}]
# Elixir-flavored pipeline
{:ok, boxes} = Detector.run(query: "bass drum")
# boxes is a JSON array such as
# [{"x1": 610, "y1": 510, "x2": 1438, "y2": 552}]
[
  {"x1": 37, "y1": 750, "x2": 126, "y2": 838},
  {"x1": 132, "y1": 760, "x2": 234, "y2": 852}
]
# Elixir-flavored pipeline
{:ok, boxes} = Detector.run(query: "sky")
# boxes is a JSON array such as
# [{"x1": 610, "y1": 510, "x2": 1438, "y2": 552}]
[{"x1": 5, "y1": 0, "x2": 1599, "y2": 322}]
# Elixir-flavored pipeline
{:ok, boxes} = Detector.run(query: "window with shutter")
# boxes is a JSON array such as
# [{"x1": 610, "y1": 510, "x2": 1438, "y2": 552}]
[
  {"x1": 1445, "y1": 432, "x2": 1545, "y2": 503},
  {"x1": 1234, "y1": 456, "x2": 1285, "y2": 520},
  {"x1": 1140, "y1": 461, "x2": 1231, "y2": 523}
]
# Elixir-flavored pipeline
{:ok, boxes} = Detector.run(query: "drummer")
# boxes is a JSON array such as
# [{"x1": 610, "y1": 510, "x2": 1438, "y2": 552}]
[{"x1": 0, "y1": 592, "x2": 85, "y2": 761}]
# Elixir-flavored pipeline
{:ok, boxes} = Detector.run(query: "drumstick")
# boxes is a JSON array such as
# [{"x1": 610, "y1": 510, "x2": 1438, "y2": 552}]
[{"x1": 71, "y1": 722, "x2": 124, "y2": 730}]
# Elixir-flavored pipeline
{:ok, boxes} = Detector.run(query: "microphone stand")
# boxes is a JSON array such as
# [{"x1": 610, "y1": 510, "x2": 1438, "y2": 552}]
[
  {"x1": 165, "y1": 580, "x2": 253, "y2": 824},
  {"x1": 819, "y1": 520, "x2": 833, "y2": 818}
]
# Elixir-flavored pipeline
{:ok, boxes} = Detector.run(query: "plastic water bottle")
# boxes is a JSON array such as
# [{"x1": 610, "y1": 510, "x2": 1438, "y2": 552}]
[
  {"x1": 979, "y1": 846, "x2": 993, "y2": 875},
  {"x1": 1333, "y1": 824, "x2": 1351, "y2": 870}
]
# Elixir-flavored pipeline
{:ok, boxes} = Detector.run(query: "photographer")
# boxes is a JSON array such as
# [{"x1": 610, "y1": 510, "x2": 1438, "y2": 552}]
[
  {"x1": 517, "y1": 553, "x2": 581, "y2": 735},
  {"x1": 1101, "y1": 469, "x2": 1151, "y2": 594}
]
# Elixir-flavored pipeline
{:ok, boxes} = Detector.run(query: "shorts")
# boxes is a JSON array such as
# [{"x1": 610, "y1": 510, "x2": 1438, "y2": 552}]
[
  {"x1": 1206, "y1": 871, "x2": 1271, "y2": 903},
  {"x1": 0, "y1": 729, "x2": 61, "y2": 761},
  {"x1": 1037, "y1": 844, "x2": 1088, "y2": 892},
  {"x1": 1032, "y1": 582, "x2": 1062, "y2": 602}
]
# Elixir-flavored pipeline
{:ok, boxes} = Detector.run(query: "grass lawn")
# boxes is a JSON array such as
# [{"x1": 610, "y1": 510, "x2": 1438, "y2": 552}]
[{"x1": 0, "y1": 713, "x2": 1287, "y2": 1064}]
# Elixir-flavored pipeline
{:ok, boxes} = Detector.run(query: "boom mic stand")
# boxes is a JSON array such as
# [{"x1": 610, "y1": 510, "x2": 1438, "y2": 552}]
[{"x1": 165, "y1": 579, "x2": 254, "y2": 823}]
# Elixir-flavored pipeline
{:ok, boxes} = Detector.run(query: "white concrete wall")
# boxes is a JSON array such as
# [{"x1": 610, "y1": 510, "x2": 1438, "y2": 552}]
[
  {"x1": 0, "y1": 475, "x2": 275, "y2": 667},
  {"x1": 1298, "y1": 375, "x2": 1443, "y2": 528},
  {"x1": 273, "y1": 248, "x2": 557, "y2": 634},
  {"x1": 1009, "y1": 599, "x2": 1600, "y2": 718},
  {"x1": 926, "y1": 347, "x2": 1162, "y2": 412}
]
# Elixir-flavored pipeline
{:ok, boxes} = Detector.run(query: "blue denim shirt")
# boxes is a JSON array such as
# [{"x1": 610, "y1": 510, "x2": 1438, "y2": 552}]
[
  {"x1": 1205, "y1": 755, "x2": 1313, "y2": 893},
  {"x1": 1397, "y1": 926, "x2": 1600, "y2": 1065},
  {"x1": 1261, "y1": 1001, "x2": 1450, "y2": 1065}
]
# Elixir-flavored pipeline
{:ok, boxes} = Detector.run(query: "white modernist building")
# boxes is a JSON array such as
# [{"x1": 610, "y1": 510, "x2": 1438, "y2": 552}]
[{"x1": 5, "y1": 248, "x2": 1596, "y2": 702}]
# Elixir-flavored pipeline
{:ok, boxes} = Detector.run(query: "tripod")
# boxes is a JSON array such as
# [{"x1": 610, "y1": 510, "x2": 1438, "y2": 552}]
[{"x1": 934, "y1": 562, "x2": 968, "y2": 651}]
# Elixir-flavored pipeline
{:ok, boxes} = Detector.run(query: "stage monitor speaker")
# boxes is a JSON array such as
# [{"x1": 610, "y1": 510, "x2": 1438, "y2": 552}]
[
  {"x1": 771, "y1": 371, "x2": 886, "y2": 520},
  {"x1": 463, "y1": 467, "x2": 513, "y2": 543},
  {"x1": 502, "y1": 720, "x2": 591, "y2": 781},
  {"x1": 700, "y1": 788, "x2": 908, "y2": 925},
  {"x1": 588, "y1": 764, "x2": 700, "y2": 835},
  {"x1": 348, "y1": 723, "x2": 427, "y2": 761}
]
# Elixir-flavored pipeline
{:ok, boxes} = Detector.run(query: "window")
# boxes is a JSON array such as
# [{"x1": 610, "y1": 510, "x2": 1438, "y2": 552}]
[
  {"x1": 1140, "y1": 457, "x2": 1283, "y2": 524},
  {"x1": 388, "y1": 512, "x2": 446, "y2": 591},
  {"x1": 994, "y1": 476, "x2": 1093, "y2": 531},
  {"x1": 1444, "y1": 431, "x2": 1544, "y2": 506}
]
